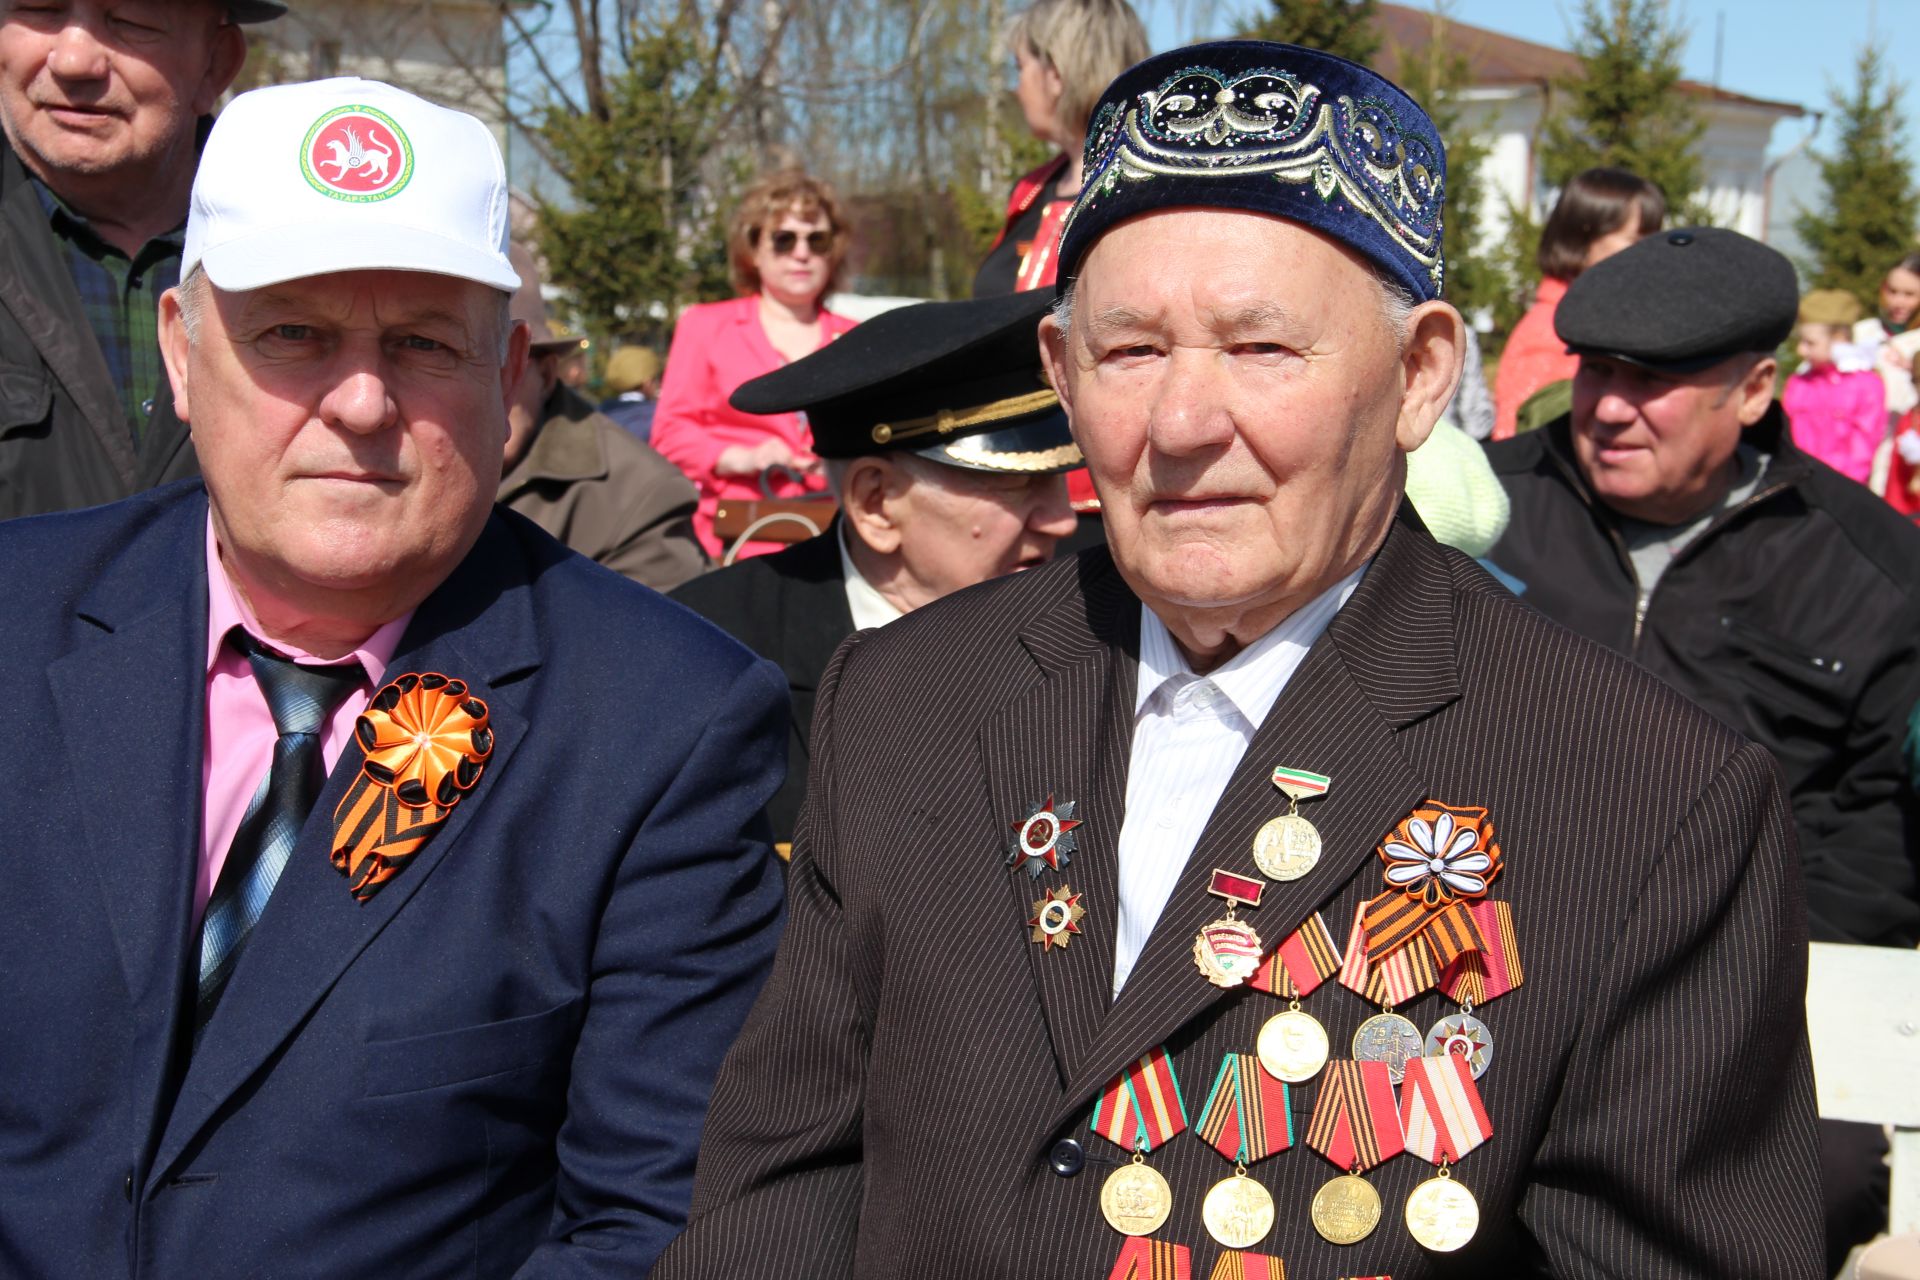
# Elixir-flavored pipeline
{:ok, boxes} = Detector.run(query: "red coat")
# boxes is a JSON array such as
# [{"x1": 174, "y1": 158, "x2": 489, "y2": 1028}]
[{"x1": 651, "y1": 295, "x2": 858, "y2": 559}]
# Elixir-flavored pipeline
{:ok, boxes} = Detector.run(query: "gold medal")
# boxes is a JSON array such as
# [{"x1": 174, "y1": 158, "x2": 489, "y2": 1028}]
[
  {"x1": 1405, "y1": 1171, "x2": 1479, "y2": 1252},
  {"x1": 1255, "y1": 1005, "x2": 1329, "y2": 1083},
  {"x1": 1099, "y1": 1156, "x2": 1173, "y2": 1237},
  {"x1": 1195, "y1": 869, "x2": 1267, "y2": 988},
  {"x1": 1251, "y1": 812, "x2": 1323, "y2": 881},
  {"x1": 1201, "y1": 1169, "x2": 1275, "y2": 1249},
  {"x1": 1311, "y1": 1172, "x2": 1381, "y2": 1245}
]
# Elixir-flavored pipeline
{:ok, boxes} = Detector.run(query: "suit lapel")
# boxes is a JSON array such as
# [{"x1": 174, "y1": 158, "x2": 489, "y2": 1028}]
[
  {"x1": 45, "y1": 492, "x2": 209, "y2": 1161},
  {"x1": 981, "y1": 554, "x2": 1137, "y2": 1084},
  {"x1": 1056, "y1": 513, "x2": 1461, "y2": 1118},
  {"x1": 154, "y1": 515, "x2": 541, "y2": 1180}
]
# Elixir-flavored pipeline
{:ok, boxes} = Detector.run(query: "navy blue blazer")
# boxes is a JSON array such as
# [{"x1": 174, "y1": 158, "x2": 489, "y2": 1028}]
[{"x1": 0, "y1": 482, "x2": 789, "y2": 1278}]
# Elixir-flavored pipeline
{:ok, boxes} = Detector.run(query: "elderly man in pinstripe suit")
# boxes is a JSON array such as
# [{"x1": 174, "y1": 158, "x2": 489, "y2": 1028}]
[{"x1": 655, "y1": 40, "x2": 1822, "y2": 1280}]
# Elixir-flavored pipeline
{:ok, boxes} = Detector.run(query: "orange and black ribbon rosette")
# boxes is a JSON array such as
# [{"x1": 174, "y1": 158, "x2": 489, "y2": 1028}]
[
  {"x1": 1361, "y1": 800, "x2": 1503, "y2": 970},
  {"x1": 330, "y1": 673, "x2": 492, "y2": 902}
]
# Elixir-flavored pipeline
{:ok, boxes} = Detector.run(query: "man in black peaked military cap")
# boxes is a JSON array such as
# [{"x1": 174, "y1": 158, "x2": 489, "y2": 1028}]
[
  {"x1": 658, "y1": 44, "x2": 1820, "y2": 1280},
  {"x1": 1487, "y1": 224, "x2": 1920, "y2": 1271},
  {"x1": 671, "y1": 289, "x2": 1080, "y2": 846}
]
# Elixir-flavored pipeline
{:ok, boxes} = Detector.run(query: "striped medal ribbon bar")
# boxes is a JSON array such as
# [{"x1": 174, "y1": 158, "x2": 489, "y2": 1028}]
[
  {"x1": 1251, "y1": 912, "x2": 1342, "y2": 999},
  {"x1": 1400, "y1": 1053, "x2": 1493, "y2": 1165},
  {"x1": 1208, "y1": 1251, "x2": 1286, "y2": 1280},
  {"x1": 1108, "y1": 1237, "x2": 1193, "y2": 1280},
  {"x1": 1270, "y1": 766, "x2": 1331, "y2": 800},
  {"x1": 1440, "y1": 900, "x2": 1524, "y2": 1006},
  {"x1": 1196, "y1": 1053, "x2": 1294, "y2": 1163},
  {"x1": 1091, "y1": 1048, "x2": 1190, "y2": 1154},
  {"x1": 1306, "y1": 1060, "x2": 1405, "y2": 1173}
]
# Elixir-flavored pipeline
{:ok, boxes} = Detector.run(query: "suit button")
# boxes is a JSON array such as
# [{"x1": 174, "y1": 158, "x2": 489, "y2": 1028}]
[
  {"x1": 123, "y1": 1172, "x2": 133, "y2": 1202},
  {"x1": 1048, "y1": 1137, "x2": 1085, "y2": 1178}
]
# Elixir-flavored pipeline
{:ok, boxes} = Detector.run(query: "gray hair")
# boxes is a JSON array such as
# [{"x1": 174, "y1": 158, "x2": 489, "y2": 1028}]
[
  {"x1": 1051, "y1": 264, "x2": 1418, "y2": 350},
  {"x1": 174, "y1": 264, "x2": 516, "y2": 362}
]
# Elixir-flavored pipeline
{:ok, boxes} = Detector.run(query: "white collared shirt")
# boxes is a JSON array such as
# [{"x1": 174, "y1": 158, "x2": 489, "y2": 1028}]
[
  {"x1": 838, "y1": 523, "x2": 905, "y2": 632},
  {"x1": 1112, "y1": 568, "x2": 1363, "y2": 995}
]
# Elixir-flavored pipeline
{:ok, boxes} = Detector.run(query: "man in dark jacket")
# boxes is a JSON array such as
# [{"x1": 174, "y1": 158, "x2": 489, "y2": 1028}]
[
  {"x1": 670, "y1": 290, "x2": 1080, "y2": 846},
  {"x1": 1487, "y1": 225, "x2": 1920, "y2": 1271},
  {"x1": 0, "y1": 1, "x2": 276, "y2": 521}
]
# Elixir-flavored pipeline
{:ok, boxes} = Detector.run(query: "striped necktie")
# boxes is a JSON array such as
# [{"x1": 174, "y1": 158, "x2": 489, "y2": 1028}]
[{"x1": 194, "y1": 634, "x2": 362, "y2": 1040}]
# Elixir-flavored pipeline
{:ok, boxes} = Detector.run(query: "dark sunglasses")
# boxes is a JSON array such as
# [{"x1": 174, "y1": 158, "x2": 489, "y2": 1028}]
[{"x1": 764, "y1": 229, "x2": 833, "y2": 256}]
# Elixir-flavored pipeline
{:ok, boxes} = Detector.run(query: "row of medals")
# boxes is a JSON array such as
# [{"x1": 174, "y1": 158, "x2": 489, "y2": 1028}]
[{"x1": 1100, "y1": 805, "x2": 1483, "y2": 1257}]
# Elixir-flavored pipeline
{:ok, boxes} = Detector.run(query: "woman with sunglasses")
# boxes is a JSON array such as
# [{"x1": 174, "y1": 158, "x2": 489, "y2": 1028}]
[{"x1": 653, "y1": 169, "x2": 859, "y2": 560}]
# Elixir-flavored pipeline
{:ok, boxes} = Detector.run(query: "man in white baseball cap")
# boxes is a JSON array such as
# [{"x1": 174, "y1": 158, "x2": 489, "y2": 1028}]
[{"x1": 0, "y1": 77, "x2": 788, "y2": 1279}]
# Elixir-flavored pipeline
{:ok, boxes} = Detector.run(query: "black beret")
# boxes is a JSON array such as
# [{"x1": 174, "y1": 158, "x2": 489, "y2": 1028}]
[
  {"x1": 730, "y1": 290, "x2": 1080, "y2": 474},
  {"x1": 228, "y1": 0, "x2": 287, "y2": 21},
  {"x1": 1554, "y1": 227, "x2": 1798, "y2": 373}
]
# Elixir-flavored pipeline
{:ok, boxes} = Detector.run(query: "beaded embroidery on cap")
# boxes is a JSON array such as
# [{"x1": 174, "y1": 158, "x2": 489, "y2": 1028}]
[{"x1": 1064, "y1": 62, "x2": 1446, "y2": 295}]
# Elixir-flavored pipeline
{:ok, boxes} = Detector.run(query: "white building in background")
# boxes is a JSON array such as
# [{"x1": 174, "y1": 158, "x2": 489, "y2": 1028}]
[
  {"x1": 1374, "y1": 3, "x2": 1804, "y2": 252},
  {"x1": 240, "y1": 2, "x2": 511, "y2": 149}
]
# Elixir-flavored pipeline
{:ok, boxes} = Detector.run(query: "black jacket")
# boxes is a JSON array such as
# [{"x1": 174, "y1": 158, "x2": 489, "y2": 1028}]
[
  {"x1": 1488, "y1": 406, "x2": 1920, "y2": 946},
  {"x1": 669, "y1": 527, "x2": 855, "y2": 844},
  {"x1": 0, "y1": 138, "x2": 195, "y2": 521}
]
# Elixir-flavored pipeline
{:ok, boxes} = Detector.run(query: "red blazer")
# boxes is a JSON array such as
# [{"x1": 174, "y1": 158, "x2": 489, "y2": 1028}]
[{"x1": 652, "y1": 295, "x2": 858, "y2": 559}]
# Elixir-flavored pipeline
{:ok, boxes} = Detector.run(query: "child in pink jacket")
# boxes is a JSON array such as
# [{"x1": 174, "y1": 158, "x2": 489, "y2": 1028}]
[{"x1": 1784, "y1": 289, "x2": 1885, "y2": 485}]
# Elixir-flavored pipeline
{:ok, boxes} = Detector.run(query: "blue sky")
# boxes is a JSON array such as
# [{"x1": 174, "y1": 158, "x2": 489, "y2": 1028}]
[{"x1": 1147, "y1": 0, "x2": 1912, "y2": 161}]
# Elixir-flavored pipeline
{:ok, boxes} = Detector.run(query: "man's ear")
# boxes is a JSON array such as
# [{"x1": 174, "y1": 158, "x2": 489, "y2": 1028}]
[
  {"x1": 195, "y1": 22, "x2": 251, "y2": 117},
  {"x1": 840, "y1": 457, "x2": 905, "y2": 555},
  {"x1": 497, "y1": 321, "x2": 532, "y2": 414},
  {"x1": 158, "y1": 286, "x2": 193, "y2": 427},
  {"x1": 1038, "y1": 311, "x2": 1075, "y2": 424},
  {"x1": 1395, "y1": 301, "x2": 1466, "y2": 453},
  {"x1": 1736, "y1": 356, "x2": 1779, "y2": 427}
]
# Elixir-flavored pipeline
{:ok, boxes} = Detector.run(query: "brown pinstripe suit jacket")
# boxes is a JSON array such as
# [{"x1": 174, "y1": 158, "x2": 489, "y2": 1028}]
[{"x1": 654, "y1": 511, "x2": 1823, "y2": 1280}]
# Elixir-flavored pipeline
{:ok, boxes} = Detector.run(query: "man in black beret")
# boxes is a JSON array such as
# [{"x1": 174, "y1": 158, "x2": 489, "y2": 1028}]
[
  {"x1": 0, "y1": 0, "x2": 282, "y2": 522},
  {"x1": 1487, "y1": 224, "x2": 1920, "y2": 1269},
  {"x1": 669, "y1": 289, "x2": 1080, "y2": 846}
]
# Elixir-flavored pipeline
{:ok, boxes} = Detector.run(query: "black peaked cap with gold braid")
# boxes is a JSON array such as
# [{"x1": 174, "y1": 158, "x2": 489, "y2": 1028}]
[{"x1": 728, "y1": 290, "x2": 1081, "y2": 475}]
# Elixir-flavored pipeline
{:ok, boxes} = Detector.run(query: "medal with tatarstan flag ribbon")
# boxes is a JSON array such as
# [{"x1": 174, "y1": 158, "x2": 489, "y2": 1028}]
[
  {"x1": 1194, "y1": 870, "x2": 1266, "y2": 988},
  {"x1": 1398, "y1": 1052, "x2": 1492, "y2": 1252},
  {"x1": 1252, "y1": 765, "x2": 1330, "y2": 882},
  {"x1": 1251, "y1": 911, "x2": 1341, "y2": 1084},
  {"x1": 1091, "y1": 1048, "x2": 1189, "y2": 1238},
  {"x1": 1107, "y1": 1238, "x2": 1192, "y2": 1280},
  {"x1": 1305, "y1": 1060, "x2": 1405, "y2": 1245},
  {"x1": 1194, "y1": 1054, "x2": 1290, "y2": 1249},
  {"x1": 1206, "y1": 1251, "x2": 1287, "y2": 1280}
]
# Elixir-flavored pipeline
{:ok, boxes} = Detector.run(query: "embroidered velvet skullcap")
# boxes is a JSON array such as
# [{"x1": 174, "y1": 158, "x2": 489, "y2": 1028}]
[
  {"x1": 1056, "y1": 39, "x2": 1447, "y2": 301},
  {"x1": 730, "y1": 290, "x2": 1080, "y2": 474}
]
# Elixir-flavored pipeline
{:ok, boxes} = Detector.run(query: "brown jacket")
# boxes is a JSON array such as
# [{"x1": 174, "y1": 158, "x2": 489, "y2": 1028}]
[
  {"x1": 655, "y1": 511, "x2": 1822, "y2": 1279},
  {"x1": 497, "y1": 384, "x2": 707, "y2": 592}
]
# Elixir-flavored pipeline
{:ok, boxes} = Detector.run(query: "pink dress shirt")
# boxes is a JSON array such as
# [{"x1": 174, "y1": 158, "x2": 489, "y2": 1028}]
[
  {"x1": 1783, "y1": 362, "x2": 1887, "y2": 486},
  {"x1": 1493, "y1": 277, "x2": 1579, "y2": 439},
  {"x1": 650, "y1": 294, "x2": 857, "y2": 560},
  {"x1": 197, "y1": 518, "x2": 411, "y2": 923}
]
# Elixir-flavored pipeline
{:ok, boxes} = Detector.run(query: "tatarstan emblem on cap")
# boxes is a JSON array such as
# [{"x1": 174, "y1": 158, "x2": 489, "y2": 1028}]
[{"x1": 301, "y1": 104, "x2": 414, "y2": 203}]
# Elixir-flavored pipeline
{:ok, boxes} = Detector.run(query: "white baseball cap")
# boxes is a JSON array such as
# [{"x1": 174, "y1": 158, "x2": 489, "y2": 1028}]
[{"x1": 183, "y1": 77, "x2": 520, "y2": 293}]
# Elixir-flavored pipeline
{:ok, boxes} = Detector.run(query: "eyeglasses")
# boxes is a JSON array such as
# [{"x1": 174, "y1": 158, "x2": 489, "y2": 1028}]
[{"x1": 764, "y1": 229, "x2": 833, "y2": 257}]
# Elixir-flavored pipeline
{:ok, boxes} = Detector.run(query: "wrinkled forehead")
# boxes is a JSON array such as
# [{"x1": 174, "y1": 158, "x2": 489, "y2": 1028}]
[
  {"x1": 1072, "y1": 206, "x2": 1385, "y2": 311},
  {"x1": 216, "y1": 269, "x2": 506, "y2": 326}
]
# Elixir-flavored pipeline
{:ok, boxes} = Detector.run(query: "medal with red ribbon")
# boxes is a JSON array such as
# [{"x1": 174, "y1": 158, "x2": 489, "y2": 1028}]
[
  {"x1": 1398, "y1": 1053, "x2": 1492, "y2": 1251},
  {"x1": 1092, "y1": 1048, "x2": 1189, "y2": 1238},
  {"x1": 1428, "y1": 899, "x2": 1523, "y2": 1080},
  {"x1": 1362, "y1": 801, "x2": 1501, "y2": 968},
  {"x1": 1306, "y1": 1060, "x2": 1405, "y2": 1175},
  {"x1": 330, "y1": 672, "x2": 492, "y2": 902},
  {"x1": 1305, "y1": 1060, "x2": 1404, "y2": 1246},
  {"x1": 1207, "y1": 1253, "x2": 1287, "y2": 1280},
  {"x1": 1194, "y1": 870, "x2": 1267, "y2": 989},
  {"x1": 1197, "y1": 1053, "x2": 1293, "y2": 1163},
  {"x1": 1252, "y1": 912, "x2": 1342, "y2": 1085},
  {"x1": 1108, "y1": 1238, "x2": 1192, "y2": 1280}
]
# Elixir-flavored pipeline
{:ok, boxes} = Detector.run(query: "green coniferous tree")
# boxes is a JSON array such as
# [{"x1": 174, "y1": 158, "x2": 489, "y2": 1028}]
[
  {"x1": 1243, "y1": 0, "x2": 1381, "y2": 64},
  {"x1": 1796, "y1": 44, "x2": 1919, "y2": 310},
  {"x1": 1538, "y1": 0, "x2": 1705, "y2": 216}
]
